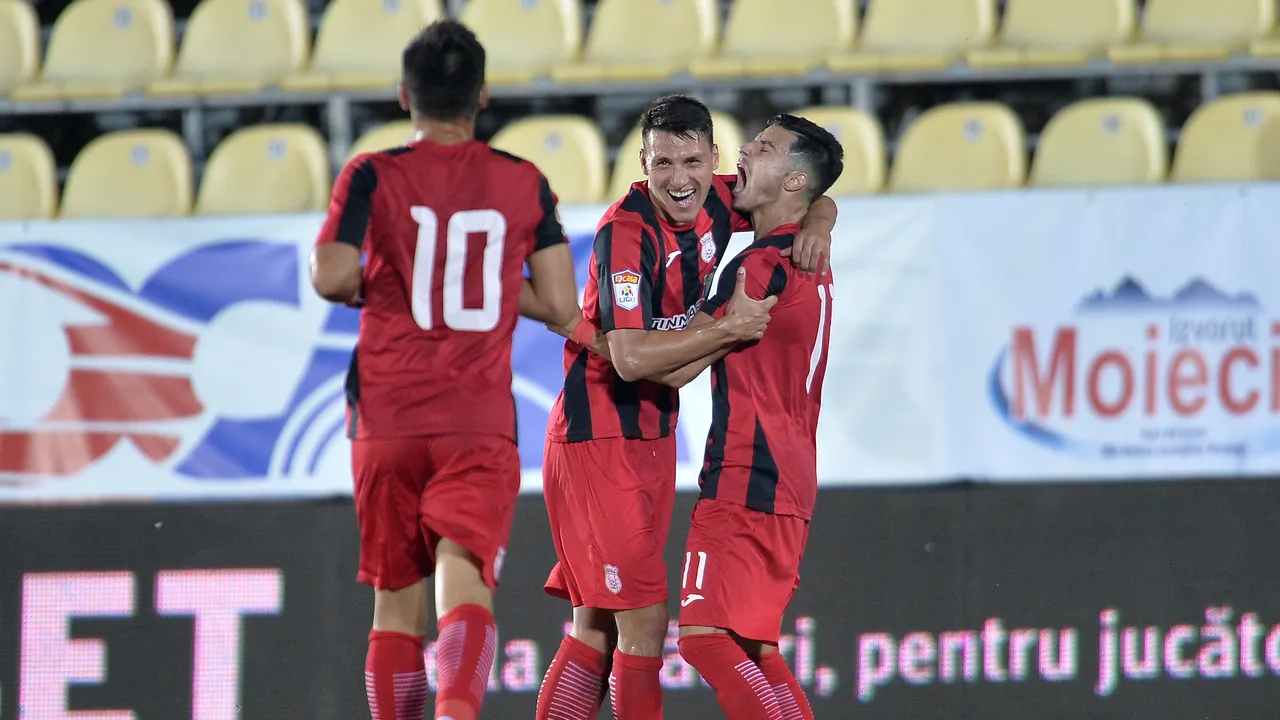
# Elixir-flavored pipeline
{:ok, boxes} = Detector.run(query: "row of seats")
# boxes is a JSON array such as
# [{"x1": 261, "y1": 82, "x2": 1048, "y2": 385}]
[
  {"x1": 3, "y1": 0, "x2": 1279, "y2": 101},
  {"x1": 4, "y1": 92, "x2": 1280, "y2": 221}
]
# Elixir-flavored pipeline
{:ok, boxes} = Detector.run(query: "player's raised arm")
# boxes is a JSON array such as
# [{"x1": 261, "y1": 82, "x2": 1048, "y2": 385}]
[
  {"x1": 310, "y1": 157, "x2": 374, "y2": 306},
  {"x1": 520, "y1": 173, "x2": 581, "y2": 331},
  {"x1": 599, "y1": 219, "x2": 777, "y2": 382},
  {"x1": 787, "y1": 193, "x2": 837, "y2": 276}
]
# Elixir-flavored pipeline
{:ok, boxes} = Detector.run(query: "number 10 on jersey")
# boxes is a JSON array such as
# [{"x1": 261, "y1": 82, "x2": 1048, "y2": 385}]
[{"x1": 410, "y1": 205, "x2": 507, "y2": 333}]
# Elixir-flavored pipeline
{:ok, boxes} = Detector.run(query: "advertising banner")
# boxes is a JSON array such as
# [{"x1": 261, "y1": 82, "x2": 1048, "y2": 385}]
[
  {"x1": 936, "y1": 185, "x2": 1280, "y2": 480},
  {"x1": 0, "y1": 198, "x2": 936, "y2": 503},
  {"x1": 4, "y1": 481, "x2": 1280, "y2": 719}
]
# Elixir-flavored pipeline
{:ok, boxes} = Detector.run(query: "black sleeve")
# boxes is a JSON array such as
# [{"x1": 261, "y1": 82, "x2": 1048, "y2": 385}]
[{"x1": 532, "y1": 174, "x2": 568, "y2": 252}]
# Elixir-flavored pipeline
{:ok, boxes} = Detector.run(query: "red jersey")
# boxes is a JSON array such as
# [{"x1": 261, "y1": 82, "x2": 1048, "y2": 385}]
[
  {"x1": 546, "y1": 175, "x2": 751, "y2": 442},
  {"x1": 316, "y1": 139, "x2": 567, "y2": 441},
  {"x1": 697, "y1": 225, "x2": 833, "y2": 520}
]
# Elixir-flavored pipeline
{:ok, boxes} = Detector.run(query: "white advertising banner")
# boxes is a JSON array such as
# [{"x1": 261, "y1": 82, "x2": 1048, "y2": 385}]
[
  {"x1": 0, "y1": 200, "x2": 937, "y2": 503},
  {"x1": 935, "y1": 185, "x2": 1280, "y2": 480}
]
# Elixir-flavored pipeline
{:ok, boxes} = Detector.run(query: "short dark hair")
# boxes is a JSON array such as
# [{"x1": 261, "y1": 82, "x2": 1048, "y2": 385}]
[
  {"x1": 639, "y1": 95, "x2": 715, "y2": 147},
  {"x1": 766, "y1": 114, "x2": 844, "y2": 200},
  {"x1": 402, "y1": 20, "x2": 486, "y2": 121}
]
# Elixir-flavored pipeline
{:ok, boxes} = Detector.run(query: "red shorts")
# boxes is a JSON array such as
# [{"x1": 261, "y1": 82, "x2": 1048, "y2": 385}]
[
  {"x1": 542, "y1": 435, "x2": 677, "y2": 610},
  {"x1": 678, "y1": 499, "x2": 810, "y2": 644},
  {"x1": 352, "y1": 434, "x2": 520, "y2": 592}
]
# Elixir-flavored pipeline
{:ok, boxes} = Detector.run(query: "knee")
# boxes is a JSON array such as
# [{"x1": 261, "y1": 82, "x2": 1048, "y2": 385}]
[
  {"x1": 373, "y1": 581, "x2": 429, "y2": 636},
  {"x1": 615, "y1": 603, "x2": 669, "y2": 657}
]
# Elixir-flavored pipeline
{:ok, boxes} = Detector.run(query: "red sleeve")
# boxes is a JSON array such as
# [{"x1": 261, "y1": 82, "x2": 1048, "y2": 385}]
[
  {"x1": 715, "y1": 173, "x2": 753, "y2": 234},
  {"x1": 317, "y1": 155, "x2": 377, "y2": 249},
  {"x1": 531, "y1": 171, "x2": 569, "y2": 253},
  {"x1": 594, "y1": 217, "x2": 658, "y2": 332},
  {"x1": 702, "y1": 249, "x2": 788, "y2": 319}
]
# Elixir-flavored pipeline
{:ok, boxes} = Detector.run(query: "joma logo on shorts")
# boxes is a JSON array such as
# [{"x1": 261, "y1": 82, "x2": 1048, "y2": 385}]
[{"x1": 650, "y1": 302, "x2": 701, "y2": 331}]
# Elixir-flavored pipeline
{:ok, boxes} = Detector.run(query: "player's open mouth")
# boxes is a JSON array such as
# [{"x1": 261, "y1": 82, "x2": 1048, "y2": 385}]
[
  {"x1": 734, "y1": 164, "x2": 748, "y2": 195},
  {"x1": 668, "y1": 188, "x2": 697, "y2": 209}
]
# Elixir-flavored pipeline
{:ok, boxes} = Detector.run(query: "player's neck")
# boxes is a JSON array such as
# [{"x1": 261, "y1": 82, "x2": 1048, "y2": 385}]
[
  {"x1": 410, "y1": 117, "x2": 477, "y2": 147},
  {"x1": 750, "y1": 204, "x2": 804, "y2": 240}
]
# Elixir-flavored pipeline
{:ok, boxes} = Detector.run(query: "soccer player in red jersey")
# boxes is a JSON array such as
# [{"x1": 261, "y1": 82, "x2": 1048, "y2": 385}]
[
  {"x1": 670, "y1": 114, "x2": 844, "y2": 720},
  {"x1": 535, "y1": 96, "x2": 838, "y2": 720},
  {"x1": 308, "y1": 21, "x2": 581, "y2": 720}
]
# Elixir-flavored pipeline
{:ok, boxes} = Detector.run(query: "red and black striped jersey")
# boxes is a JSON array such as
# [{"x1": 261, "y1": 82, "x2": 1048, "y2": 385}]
[
  {"x1": 316, "y1": 139, "x2": 567, "y2": 442},
  {"x1": 546, "y1": 175, "x2": 751, "y2": 442},
  {"x1": 697, "y1": 225, "x2": 834, "y2": 519}
]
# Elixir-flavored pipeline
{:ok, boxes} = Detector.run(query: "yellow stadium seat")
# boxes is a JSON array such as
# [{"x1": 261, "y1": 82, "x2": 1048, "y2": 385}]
[
  {"x1": 0, "y1": 0, "x2": 41, "y2": 96},
  {"x1": 348, "y1": 120, "x2": 417, "y2": 159},
  {"x1": 148, "y1": 0, "x2": 309, "y2": 96},
  {"x1": 462, "y1": 0, "x2": 580, "y2": 85},
  {"x1": 791, "y1": 106, "x2": 885, "y2": 195},
  {"x1": 0, "y1": 133, "x2": 57, "y2": 220},
  {"x1": 551, "y1": 0, "x2": 716, "y2": 83},
  {"x1": 490, "y1": 116, "x2": 607, "y2": 205},
  {"x1": 1110, "y1": 0, "x2": 1273, "y2": 64},
  {"x1": 61, "y1": 130, "x2": 192, "y2": 219},
  {"x1": 890, "y1": 102, "x2": 1026, "y2": 193},
  {"x1": 282, "y1": 0, "x2": 443, "y2": 92},
  {"x1": 969, "y1": 0, "x2": 1136, "y2": 68},
  {"x1": 690, "y1": 0, "x2": 856, "y2": 79},
  {"x1": 829, "y1": 0, "x2": 996, "y2": 73},
  {"x1": 11, "y1": 0, "x2": 173, "y2": 101},
  {"x1": 1170, "y1": 92, "x2": 1280, "y2": 183},
  {"x1": 196, "y1": 124, "x2": 330, "y2": 215},
  {"x1": 607, "y1": 111, "x2": 745, "y2": 200},
  {"x1": 1030, "y1": 98, "x2": 1166, "y2": 187}
]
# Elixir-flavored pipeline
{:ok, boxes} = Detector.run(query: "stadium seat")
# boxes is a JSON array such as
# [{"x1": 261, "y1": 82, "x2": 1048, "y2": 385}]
[
  {"x1": 690, "y1": 0, "x2": 856, "y2": 79},
  {"x1": 462, "y1": 0, "x2": 580, "y2": 85},
  {"x1": 0, "y1": 133, "x2": 57, "y2": 220},
  {"x1": 791, "y1": 106, "x2": 885, "y2": 195},
  {"x1": 828, "y1": 0, "x2": 996, "y2": 73},
  {"x1": 889, "y1": 102, "x2": 1026, "y2": 193},
  {"x1": 1109, "y1": 0, "x2": 1273, "y2": 64},
  {"x1": 969, "y1": 0, "x2": 1136, "y2": 68},
  {"x1": 607, "y1": 111, "x2": 746, "y2": 200},
  {"x1": 10, "y1": 0, "x2": 173, "y2": 101},
  {"x1": 490, "y1": 116, "x2": 607, "y2": 205},
  {"x1": 60, "y1": 130, "x2": 192, "y2": 218},
  {"x1": 0, "y1": 0, "x2": 41, "y2": 96},
  {"x1": 348, "y1": 120, "x2": 417, "y2": 159},
  {"x1": 282, "y1": 0, "x2": 444, "y2": 92},
  {"x1": 1170, "y1": 92, "x2": 1280, "y2": 183},
  {"x1": 1030, "y1": 98, "x2": 1167, "y2": 187},
  {"x1": 551, "y1": 0, "x2": 716, "y2": 83},
  {"x1": 148, "y1": 0, "x2": 309, "y2": 96},
  {"x1": 195, "y1": 124, "x2": 331, "y2": 214}
]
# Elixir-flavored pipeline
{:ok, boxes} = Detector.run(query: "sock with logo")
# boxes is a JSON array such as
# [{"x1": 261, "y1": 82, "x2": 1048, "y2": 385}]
[
  {"x1": 755, "y1": 651, "x2": 813, "y2": 720},
  {"x1": 678, "y1": 634, "x2": 780, "y2": 720},
  {"x1": 608, "y1": 649, "x2": 664, "y2": 719},
  {"x1": 433, "y1": 604, "x2": 499, "y2": 720},
  {"x1": 535, "y1": 635, "x2": 610, "y2": 720},
  {"x1": 365, "y1": 630, "x2": 428, "y2": 720}
]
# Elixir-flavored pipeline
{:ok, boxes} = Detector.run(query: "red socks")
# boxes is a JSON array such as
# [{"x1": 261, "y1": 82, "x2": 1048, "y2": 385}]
[
  {"x1": 433, "y1": 604, "x2": 499, "y2": 720},
  {"x1": 678, "y1": 635, "x2": 780, "y2": 720},
  {"x1": 365, "y1": 630, "x2": 428, "y2": 720},
  {"x1": 608, "y1": 650, "x2": 664, "y2": 719},
  {"x1": 535, "y1": 635, "x2": 609, "y2": 720},
  {"x1": 756, "y1": 651, "x2": 813, "y2": 720}
]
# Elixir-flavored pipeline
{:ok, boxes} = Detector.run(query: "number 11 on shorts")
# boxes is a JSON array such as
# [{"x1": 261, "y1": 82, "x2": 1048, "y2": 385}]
[{"x1": 681, "y1": 551, "x2": 707, "y2": 606}]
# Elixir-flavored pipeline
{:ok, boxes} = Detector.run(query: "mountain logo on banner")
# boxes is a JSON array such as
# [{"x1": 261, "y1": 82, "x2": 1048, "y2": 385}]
[{"x1": 986, "y1": 275, "x2": 1280, "y2": 461}]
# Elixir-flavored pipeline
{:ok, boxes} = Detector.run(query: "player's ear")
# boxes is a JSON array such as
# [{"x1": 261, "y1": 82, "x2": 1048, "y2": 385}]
[
  {"x1": 711, "y1": 143, "x2": 720, "y2": 172},
  {"x1": 784, "y1": 171, "x2": 808, "y2": 196},
  {"x1": 478, "y1": 83, "x2": 490, "y2": 111},
  {"x1": 638, "y1": 146, "x2": 649, "y2": 177},
  {"x1": 396, "y1": 82, "x2": 409, "y2": 112}
]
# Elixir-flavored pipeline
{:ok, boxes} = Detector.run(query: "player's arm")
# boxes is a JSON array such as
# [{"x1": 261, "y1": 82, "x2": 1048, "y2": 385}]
[
  {"x1": 647, "y1": 252, "x2": 783, "y2": 388},
  {"x1": 311, "y1": 156, "x2": 375, "y2": 306},
  {"x1": 788, "y1": 194, "x2": 837, "y2": 276},
  {"x1": 600, "y1": 221, "x2": 776, "y2": 383},
  {"x1": 520, "y1": 173, "x2": 581, "y2": 331}
]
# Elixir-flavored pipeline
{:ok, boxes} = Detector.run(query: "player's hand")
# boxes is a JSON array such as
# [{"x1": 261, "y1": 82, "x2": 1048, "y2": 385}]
[
  {"x1": 721, "y1": 267, "x2": 777, "y2": 342},
  {"x1": 782, "y1": 226, "x2": 831, "y2": 276}
]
